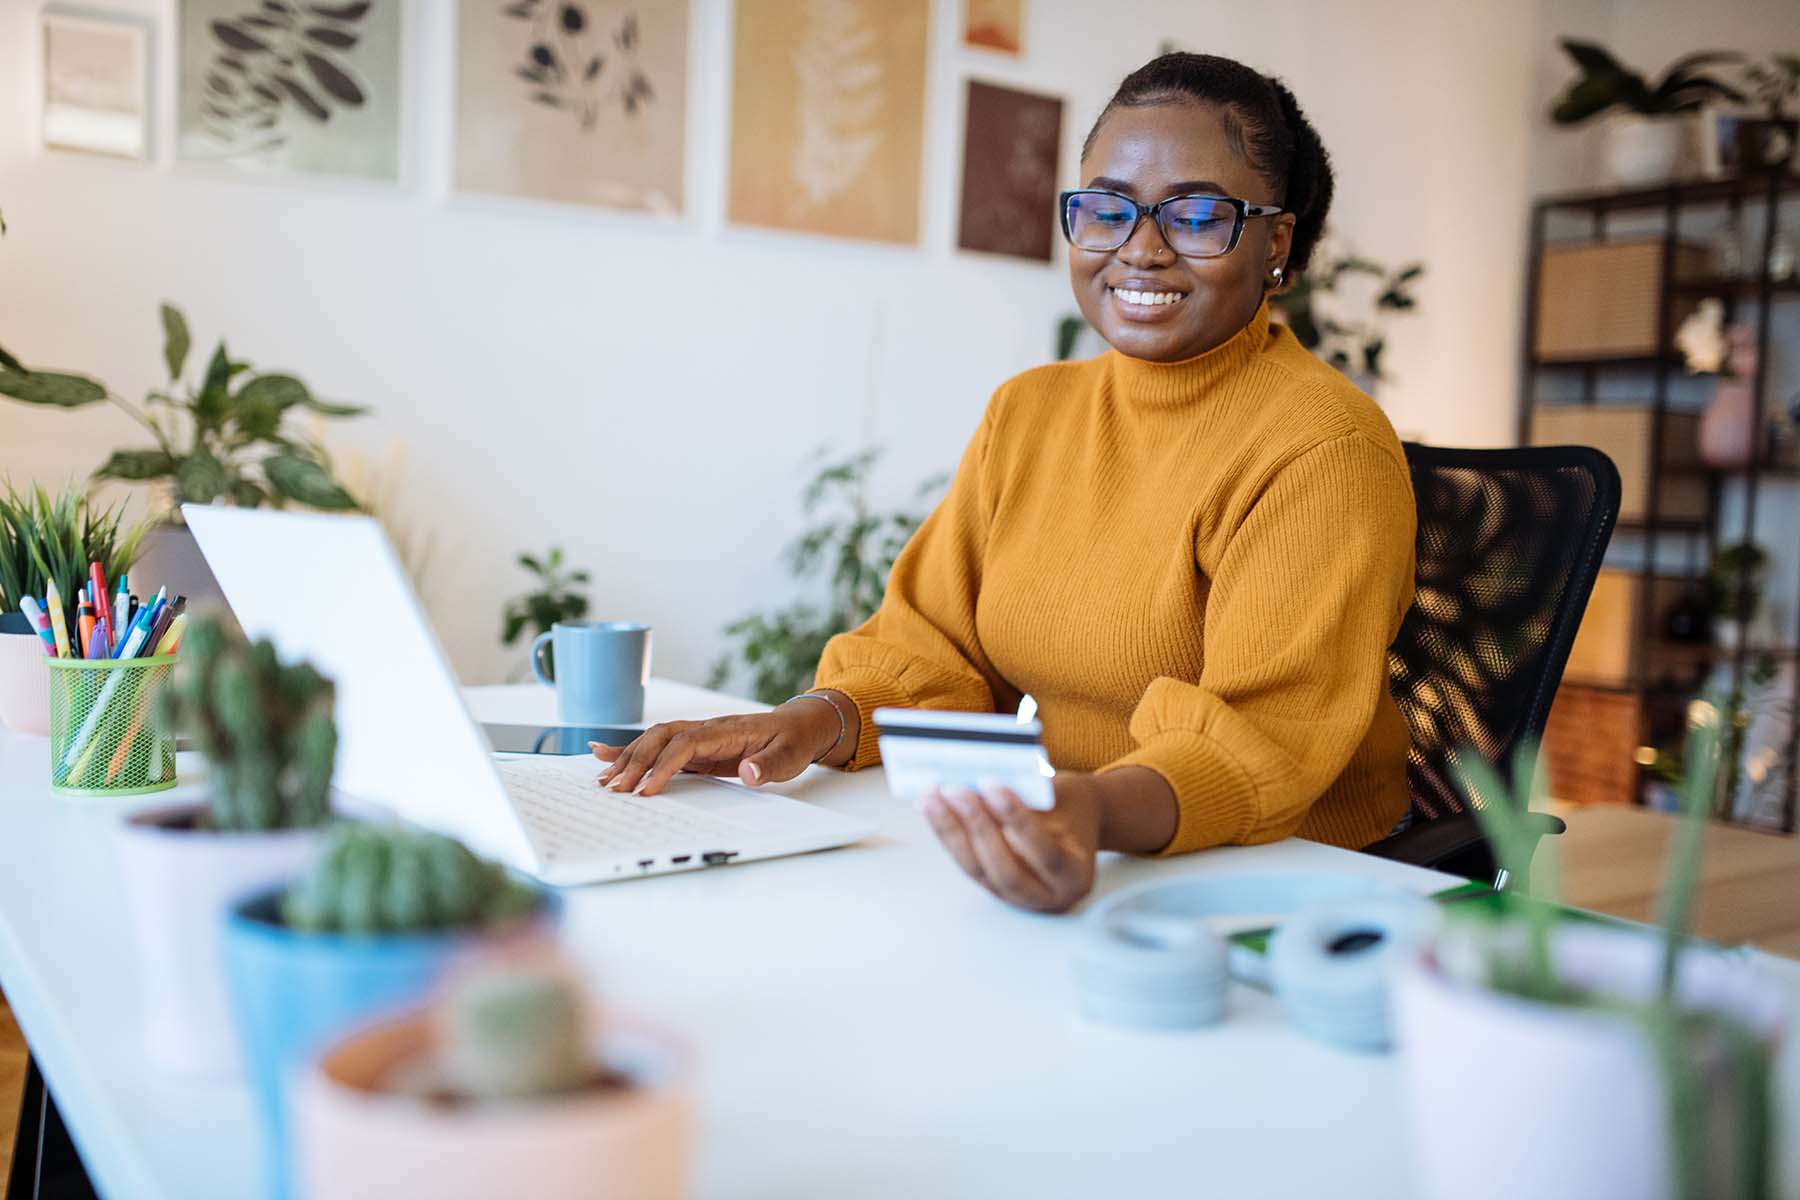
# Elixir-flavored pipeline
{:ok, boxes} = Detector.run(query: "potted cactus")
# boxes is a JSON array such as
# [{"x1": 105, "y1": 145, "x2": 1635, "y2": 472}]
[
  {"x1": 293, "y1": 958, "x2": 693, "y2": 1200},
  {"x1": 224, "y1": 824, "x2": 555, "y2": 1200},
  {"x1": 1395, "y1": 719, "x2": 1785, "y2": 1200},
  {"x1": 112, "y1": 615, "x2": 337, "y2": 1077}
]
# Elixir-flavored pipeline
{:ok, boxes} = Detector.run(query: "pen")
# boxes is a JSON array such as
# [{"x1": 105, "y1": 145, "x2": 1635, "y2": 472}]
[
  {"x1": 18, "y1": 597, "x2": 57, "y2": 655},
  {"x1": 89, "y1": 563, "x2": 111, "y2": 642},
  {"x1": 86, "y1": 619, "x2": 109, "y2": 662},
  {"x1": 45, "y1": 579, "x2": 71, "y2": 659},
  {"x1": 111, "y1": 574, "x2": 130, "y2": 653},
  {"x1": 154, "y1": 612, "x2": 189, "y2": 656},
  {"x1": 143, "y1": 604, "x2": 177, "y2": 658},
  {"x1": 77, "y1": 596, "x2": 96, "y2": 662}
]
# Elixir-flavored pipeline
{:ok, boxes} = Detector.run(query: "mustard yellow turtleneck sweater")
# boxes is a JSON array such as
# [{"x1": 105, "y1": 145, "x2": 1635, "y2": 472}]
[{"x1": 814, "y1": 304, "x2": 1416, "y2": 854}]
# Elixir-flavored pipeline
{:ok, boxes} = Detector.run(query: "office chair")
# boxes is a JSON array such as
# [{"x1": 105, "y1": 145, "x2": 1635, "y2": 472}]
[{"x1": 1363, "y1": 443, "x2": 1622, "y2": 883}]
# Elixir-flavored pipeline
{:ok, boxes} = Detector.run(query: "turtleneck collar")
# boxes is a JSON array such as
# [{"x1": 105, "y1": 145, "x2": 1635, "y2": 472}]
[{"x1": 1106, "y1": 301, "x2": 1273, "y2": 409}]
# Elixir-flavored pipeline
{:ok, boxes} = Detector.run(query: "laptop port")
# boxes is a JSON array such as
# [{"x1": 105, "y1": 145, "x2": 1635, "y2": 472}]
[
  {"x1": 670, "y1": 855, "x2": 691, "y2": 864},
  {"x1": 637, "y1": 859, "x2": 654, "y2": 869},
  {"x1": 701, "y1": 851, "x2": 738, "y2": 865}
]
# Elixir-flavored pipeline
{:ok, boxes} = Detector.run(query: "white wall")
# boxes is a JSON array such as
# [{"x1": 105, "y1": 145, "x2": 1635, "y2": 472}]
[{"x1": 3, "y1": 0, "x2": 1544, "y2": 685}]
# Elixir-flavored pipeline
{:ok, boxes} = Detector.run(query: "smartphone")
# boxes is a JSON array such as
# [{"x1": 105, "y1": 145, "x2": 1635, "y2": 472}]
[{"x1": 481, "y1": 723, "x2": 646, "y2": 756}]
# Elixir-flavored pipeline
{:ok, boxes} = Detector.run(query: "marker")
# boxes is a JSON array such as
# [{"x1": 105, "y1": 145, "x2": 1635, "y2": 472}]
[
  {"x1": 86, "y1": 619, "x2": 109, "y2": 662},
  {"x1": 152, "y1": 612, "x2": 188, "y2": 657},
  {"x1": 89, "y1": 563, "x2": 111, "y2": 640},
  {"x1": 44, "y1": 579, "x2": 72, "y2": 658},
  {"x1": 110, "y1": 574, "x2": 130, "y2": 652},
  {"x1": 76, "y1": 597, "x2": 96, "y2": 661},
  {"x1": 18, "y1": 597, "x2": 57, "y2": 655}
]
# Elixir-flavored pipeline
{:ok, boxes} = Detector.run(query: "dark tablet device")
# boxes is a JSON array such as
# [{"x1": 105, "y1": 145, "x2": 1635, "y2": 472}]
[{"x1": 481, "y1": 723, "x2": 646, "y2": 756}]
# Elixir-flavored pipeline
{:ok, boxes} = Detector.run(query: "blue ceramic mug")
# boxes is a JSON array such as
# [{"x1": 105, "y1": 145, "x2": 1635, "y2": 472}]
[{"x1": 531, "y1": 620, "x2": 651, "y2": 724}]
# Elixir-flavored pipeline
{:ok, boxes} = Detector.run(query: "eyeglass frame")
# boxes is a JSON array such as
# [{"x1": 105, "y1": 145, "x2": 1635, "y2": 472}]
[{"x1": 1058, "y1": 189, "x2": 1286, "y2": 259}]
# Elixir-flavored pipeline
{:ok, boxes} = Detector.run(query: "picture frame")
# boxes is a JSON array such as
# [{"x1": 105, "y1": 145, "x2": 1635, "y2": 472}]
[{"x1": 40, "y1": 8, "x2": 152, "y2": 161}]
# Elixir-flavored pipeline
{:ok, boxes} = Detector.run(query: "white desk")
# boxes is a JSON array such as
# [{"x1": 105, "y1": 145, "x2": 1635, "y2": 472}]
[{"x1": 1, "y1": 679, "x2": 1797, "y2": 1198}]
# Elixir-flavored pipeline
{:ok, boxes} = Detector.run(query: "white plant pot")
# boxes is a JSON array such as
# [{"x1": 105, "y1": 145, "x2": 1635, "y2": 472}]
[
  {"x1": 0, "y1": 631, "x2": 51, "y2": 736},
  {"x1": 114, "y1": 801, "x2": 324, "y2": 1078},
  {"x1": 1396, "y1": 924, "x2": 1785, "y2": 1200},
  {"x1": 294, "y1": 1011, "x2": 693, "y2": 1200},
  {"x1": 1606, "y1": 116, "x2": 1688, "y2": 187}
]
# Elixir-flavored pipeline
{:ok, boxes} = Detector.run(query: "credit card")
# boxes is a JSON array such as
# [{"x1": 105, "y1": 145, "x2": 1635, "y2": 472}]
[{"x1": 872, "y1": 707, "x2": 1056, "y2": 811}]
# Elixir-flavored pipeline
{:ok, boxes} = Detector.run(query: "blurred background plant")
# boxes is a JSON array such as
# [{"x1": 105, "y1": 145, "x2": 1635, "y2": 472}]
[
  {"x1": 281, "y1": 824, "x2": 539, "y2": 934},
  {"x1": 501, "y1": 546, "x2": 592, "y2": 652},
  {"x1": 333, "y1": 438, "x2": 436, "y2": 592},
  {"x1": 1547, "y1": 40, "x2": 1744, "y2": 123},
  {"x1": 0, "y1": 302, "x2": 363, "y2": 516},
  {"x1": 1271, "y1": 252, "x2": 1424, "y2": 383},
  {"x1": 1742, "y1": 53, "x2": 1799, "y2": 119},
  {"x1": 709, "y1": 449, "x2": 944, "y2": 705},
  {"x1": 0, "y1": 481, "x2": 150, "y2": 626}
]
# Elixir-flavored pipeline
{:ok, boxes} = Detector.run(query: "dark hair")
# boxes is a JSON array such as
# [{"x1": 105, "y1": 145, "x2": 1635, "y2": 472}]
[{"x1": 1082, "y1": 52, "x2": 1334, "y2": 275}]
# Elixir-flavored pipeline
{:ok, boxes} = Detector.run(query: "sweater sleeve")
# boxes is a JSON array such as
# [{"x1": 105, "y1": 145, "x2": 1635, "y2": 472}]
[
  {"x1": 1102, "y1": 432, "x2": 1416, "y2": 854},
  {"x1": 812, "y1": 399, "x2": 1008, "y2": 769}
]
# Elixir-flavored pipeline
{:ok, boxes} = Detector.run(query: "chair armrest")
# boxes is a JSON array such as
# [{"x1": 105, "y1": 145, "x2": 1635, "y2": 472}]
[{"x1": 1361, "y1": 811, "x2": 1567, "y2": 881}]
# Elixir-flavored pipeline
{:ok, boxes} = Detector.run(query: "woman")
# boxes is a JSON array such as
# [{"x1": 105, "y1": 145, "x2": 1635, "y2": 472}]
[{"x1": 594, "y1": 52, "x2": 1416, "y2": 913}]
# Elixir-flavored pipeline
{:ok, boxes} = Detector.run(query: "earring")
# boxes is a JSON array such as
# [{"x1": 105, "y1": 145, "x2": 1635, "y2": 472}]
[{"x1": 1269, "y1": 266, "x2": 1284, "y2": 284}]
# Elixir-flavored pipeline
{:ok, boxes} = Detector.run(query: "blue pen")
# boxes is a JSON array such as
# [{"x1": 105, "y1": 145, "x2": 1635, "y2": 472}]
[{"x1": 114, "y1": 595, "x2": 160, "y2": 660}]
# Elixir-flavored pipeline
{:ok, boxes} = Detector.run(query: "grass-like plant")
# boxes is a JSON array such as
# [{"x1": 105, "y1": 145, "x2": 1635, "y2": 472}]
[
  {"x1": 0, "y1": 303, "x2": 362, "y2": 513},
  {"x1": 1455, "y1": 715, "x2": 1770, "y2": 1199},
  {"x1": 0, "y1": 482, "x2": 150, "y2": 625}
]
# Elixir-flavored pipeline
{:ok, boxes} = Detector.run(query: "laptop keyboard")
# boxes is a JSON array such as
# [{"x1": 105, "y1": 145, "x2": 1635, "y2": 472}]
[{"x1": 497, "y1": 757, "x2": 748, "y2": 864}]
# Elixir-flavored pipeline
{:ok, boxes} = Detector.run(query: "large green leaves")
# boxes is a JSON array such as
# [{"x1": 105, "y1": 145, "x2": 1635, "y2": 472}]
[
  {"x1": 161, "y1": 303, "x2": 191, "y2": 381},
  {"x1": 95, "y1": 448, "x2": 179, "y2": 481},
  {"x1": 265, "y1": 452, "x2": 358, "y2": 510},
  {"x1": 0, "y1": 369, "x2": 107, "y2": 407}
]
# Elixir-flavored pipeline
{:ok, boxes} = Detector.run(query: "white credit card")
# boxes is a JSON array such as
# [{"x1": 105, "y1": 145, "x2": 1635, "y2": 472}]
[{"x1": 872, "y1": 707, "x2": 1056, "y2": 811}]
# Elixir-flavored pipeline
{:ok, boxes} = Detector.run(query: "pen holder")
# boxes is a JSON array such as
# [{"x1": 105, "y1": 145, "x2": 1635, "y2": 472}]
[{"x1": 46, "y1": 654, "x2": 179, "y2": 798}]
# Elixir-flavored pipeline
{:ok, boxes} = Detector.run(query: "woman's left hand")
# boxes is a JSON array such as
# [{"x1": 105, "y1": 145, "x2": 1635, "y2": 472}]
[{"x1": 919, "y1": 773, "x2": 1104, "y2": 913}]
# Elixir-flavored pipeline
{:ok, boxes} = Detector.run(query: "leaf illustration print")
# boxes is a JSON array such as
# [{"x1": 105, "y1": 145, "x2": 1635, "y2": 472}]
[
  {"x1": 788, "y1": 0, "x2": 884, "y2": 208},
  {"x1": 199, "y1": 1, "x2": 373, "y2": 158}
]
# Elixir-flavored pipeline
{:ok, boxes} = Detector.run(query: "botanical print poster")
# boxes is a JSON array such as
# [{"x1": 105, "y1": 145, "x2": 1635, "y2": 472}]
[
  {"x1": 957, "y1": 81, "x2": 1061, "y2": 262},
  {"x1": 963, "y1": 0, "x2": 1023, "y2": 55},
  {"x1": 41, "y1": 12, "x2": 150, "y2": 160},
  {"x1": 727, "y1": 0, "x2": 928, "y2": 244},
  {"x1": 455, "y1": 1, "x2": 687, "y2": 213},
  {"x1": 176, "y1": 0, "x2": 402, "y2": 180}
]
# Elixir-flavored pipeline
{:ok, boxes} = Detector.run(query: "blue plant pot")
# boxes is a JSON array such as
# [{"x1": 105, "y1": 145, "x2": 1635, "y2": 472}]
[{"x1": 223, "y1": 886, "x2": 557, "y2": 1200}]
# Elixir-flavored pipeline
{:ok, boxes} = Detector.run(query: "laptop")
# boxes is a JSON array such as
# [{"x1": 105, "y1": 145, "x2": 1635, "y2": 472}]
[{"x1": 182, "y1": 505, "x2": 875, "y2": 886}]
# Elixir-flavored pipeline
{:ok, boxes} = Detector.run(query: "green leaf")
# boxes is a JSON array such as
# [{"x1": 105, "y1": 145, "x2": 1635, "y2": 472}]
[
  {"x1": 264, "y1": 452, "x2": 358, "y2": 510},
  {"x1": 1558, "y1": 37, "x2": 1627, "y2": 78},
  {"x1": 301, "y1": 393, "x2": 368, "y2": 418},
  {"x1": 0, "y1": 370, "x2": 107, "y2": 407},
  {"x1": 194, "y1": 343, "x2": 234, "y2": 428},
  {"x1": 236, "y1": 373, "x2": 309, "y2": 412},
  {"x1": 95, "y1": 448, "x2": 179, "y2": 481},
  {"x1": 0, "y1": 344, "x2": 21, "y2": 373},
  {"x1": 177, "y1": 450, "x2": 230, "y2": 504},
  {"x1": 1551, "y1": 71, "x2": 1630, "y2": 123},
  {"x1": 160, "y1": 304, "x2": 191, "y2": 380}
]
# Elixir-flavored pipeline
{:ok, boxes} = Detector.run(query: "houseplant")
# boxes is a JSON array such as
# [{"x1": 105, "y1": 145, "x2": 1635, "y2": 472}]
[
  {"x1": 708, "y1": 449, "x2": 943, "y2": 705},
  {"x1": 1737, "y1": 54, "x2": 1799, "y2": 171},
  {"x1": 225, "y1": 823, "x2": 553, "y2": 1200},
  {"x1": 113, "y1": 615, "x2": 337, "y2": 1076},
  {"x1": 1707, "y1": 541, "x2": 1768, "y2": 649},
  {"x1": 1269, "y1": 252, "x2": 1423, "y2": 394},
  {"x1": 501, "y1": 545, "x2": 591, "y2": 678},
  {"x1": 1396, "y1": 722, "x2": 1783, "y2": 1200},
  {"x1": 293, "y1": 957, "x2": 693, "y2": 1199},
  {"x1": 0, "y1": 302, "x2": 364, "y2": 603},
  {"x1": 0, "y1": 483, "x2": 150, "y2": 734},
  {"x1": 1549, "y1": 39, "x2": 1745, "y2": 185}
]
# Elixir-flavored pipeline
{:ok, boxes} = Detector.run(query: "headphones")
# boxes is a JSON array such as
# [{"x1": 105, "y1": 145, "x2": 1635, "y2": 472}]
[{"x1": 1072, "y1": 872, "x2": 1434, "y2": 1051}]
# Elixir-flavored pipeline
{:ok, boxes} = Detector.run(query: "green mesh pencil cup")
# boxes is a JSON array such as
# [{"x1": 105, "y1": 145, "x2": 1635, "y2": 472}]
[{"x1": 46, "y1": 653, "x2": 180, "y2": 797}]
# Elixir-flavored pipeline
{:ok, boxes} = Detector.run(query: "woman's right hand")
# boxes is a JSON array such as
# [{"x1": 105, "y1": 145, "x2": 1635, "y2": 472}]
[{"x1": 591, "y1": 694, "x2": 852, "y2": 798}]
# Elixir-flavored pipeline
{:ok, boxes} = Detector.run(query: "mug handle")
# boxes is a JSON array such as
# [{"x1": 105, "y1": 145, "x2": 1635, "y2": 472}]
[{"x1": 530, "y1": 631, "x2": 555, "y2": 686}]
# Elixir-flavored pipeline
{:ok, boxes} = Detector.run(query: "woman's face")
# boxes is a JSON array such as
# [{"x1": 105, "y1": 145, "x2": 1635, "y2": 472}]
[{"x1": 1070, "y1": 102, "x2": 1295, "y2": 363}]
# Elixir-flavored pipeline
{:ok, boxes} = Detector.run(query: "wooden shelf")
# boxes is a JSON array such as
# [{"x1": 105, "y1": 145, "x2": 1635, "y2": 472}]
[
  {"x1": 1614, "y1": 516, "x2": 1709, "y2": 534},
  {"x1": 1669, "y1": 276, "x2": 1800, "y2": 299},
  {"x1": 1530, "y1": 354, "x2": 1681, "y2": 370},
  {"x1": 1535, "y1": 174, "x2": 1800, "y2": 215},
  {"x1": 1664, "y1": 460, "x2": 1800, "y2": 480}
]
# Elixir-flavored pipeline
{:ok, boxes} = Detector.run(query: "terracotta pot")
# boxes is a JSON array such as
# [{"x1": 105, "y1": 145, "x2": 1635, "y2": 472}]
[
  {"x1": 1396, "y1": 924, "x2": 1785, "y2": 1200},
  {"x1": 1606, "y1": 115, "x2": 1689, "y2": 186},
  {"x1": 1699, "y1": 378, "x2": 1757, "y2": 469},
  {"x1": 0, "y1": 630, "x2": 52, "y2": 736},
  {"x1": 114, "y1": 801, "x2": 325, "y2": 1077},
  {"x1": 294, "y1": 1011, "x2": 692, "y2": 1200}
]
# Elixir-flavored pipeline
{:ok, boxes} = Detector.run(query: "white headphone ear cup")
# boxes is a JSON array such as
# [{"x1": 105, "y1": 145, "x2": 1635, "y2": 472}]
[
  {"x1": 1267, "y1": 896, "x2": 1433, "y2": 1052},
  {"x1": 1072, "y1": 912, "x2": 1230, "y2": 1030}
]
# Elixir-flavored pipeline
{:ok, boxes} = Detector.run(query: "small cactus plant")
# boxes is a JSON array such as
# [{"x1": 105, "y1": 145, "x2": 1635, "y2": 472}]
[
  {"x1": 437, "y1": 961, "x2": 590, "y2": 1100},
  {"x1": 281, "y1": 824, "x2": 541, "y2": 934},
  {"x1": 154, "y1": 614, "x2": 336, "y2": 832}
]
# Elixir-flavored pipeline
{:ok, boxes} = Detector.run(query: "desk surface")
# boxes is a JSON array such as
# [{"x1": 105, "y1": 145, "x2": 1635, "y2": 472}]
[{"x1": 0, "y1": 680, "x2": 1796, "y2": 1199}]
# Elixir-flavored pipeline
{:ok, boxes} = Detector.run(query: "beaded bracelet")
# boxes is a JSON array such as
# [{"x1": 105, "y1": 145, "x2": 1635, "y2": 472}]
[{"x1": 785, "y1": 692, "x2": 846, "y2": 764}]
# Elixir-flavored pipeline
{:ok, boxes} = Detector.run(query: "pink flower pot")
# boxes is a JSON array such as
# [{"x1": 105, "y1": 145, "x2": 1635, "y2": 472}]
[
  {"x1": 0, "y1": 631, "x2": 52, "y2": 736},
  {"x1": 294, "y1": 1010, "x2": 693, "y2": 1200}
]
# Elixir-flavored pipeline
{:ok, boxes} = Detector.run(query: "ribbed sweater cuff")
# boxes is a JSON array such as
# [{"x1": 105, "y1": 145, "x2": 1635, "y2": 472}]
[
  {"x1": 1104, "y1": 732, "x2": 1259, "y2": 856},
  {"x1": 811, "y1": 668, "x2": 916, "y2": 771}
]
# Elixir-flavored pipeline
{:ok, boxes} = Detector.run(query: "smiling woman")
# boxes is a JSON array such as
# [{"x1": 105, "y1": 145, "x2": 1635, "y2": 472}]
[{"x1": 593, "y1": 52, "x2": 1417, "y2": 915}]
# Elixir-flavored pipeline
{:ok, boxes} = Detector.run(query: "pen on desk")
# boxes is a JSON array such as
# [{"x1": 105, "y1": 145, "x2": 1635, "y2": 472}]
[
  {"x1": 44, "y1": 579, "x2": 72, "y2": 658},
  {"x1": 18, "y1": 597, "x2": 57, "y2": 655},
  {"x1": 90, "y1": 563, "x2": 112, "y2": 642}
]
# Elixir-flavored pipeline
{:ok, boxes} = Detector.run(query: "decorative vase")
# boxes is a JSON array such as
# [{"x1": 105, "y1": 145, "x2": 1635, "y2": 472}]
[
  {"x1": 0, "y1": 624, "x2": 52, "y2": 736},
  {"x1": 114, "y1": 801, "x2": 325, "y2": 1078},
  {"x1": 1605, "y1": 115, "x2": 1689, "y2": 186},
  {"x1": 1699, "y1": 378, "x2": 1757, "y2": 469},
  {"x1": 1396, "y1": 924, "x2": 1784, "y2": 1200},
  {"x1": 224, "y1": 887, "x2": 559, "y2": 1200},
  {"x1": 293, "y1": 1012, "x2": 693, "y2": 1200}
]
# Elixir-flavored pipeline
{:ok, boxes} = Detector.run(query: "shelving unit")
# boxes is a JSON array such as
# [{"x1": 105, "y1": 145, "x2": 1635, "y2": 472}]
[{"x1": 1520, "y1": 172, "x2": 1800, "y2": 833}]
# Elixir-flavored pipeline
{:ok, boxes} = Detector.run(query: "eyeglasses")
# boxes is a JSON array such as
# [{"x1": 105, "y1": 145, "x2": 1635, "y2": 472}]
[{"x1": 1059, "y1": 189, "x2": 1284, "y2": 259}]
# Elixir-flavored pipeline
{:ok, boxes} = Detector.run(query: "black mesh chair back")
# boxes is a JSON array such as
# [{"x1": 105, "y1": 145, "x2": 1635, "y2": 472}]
[{"x1": 1387, "y1": 443, "x2": 1620, "y2": 823}]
